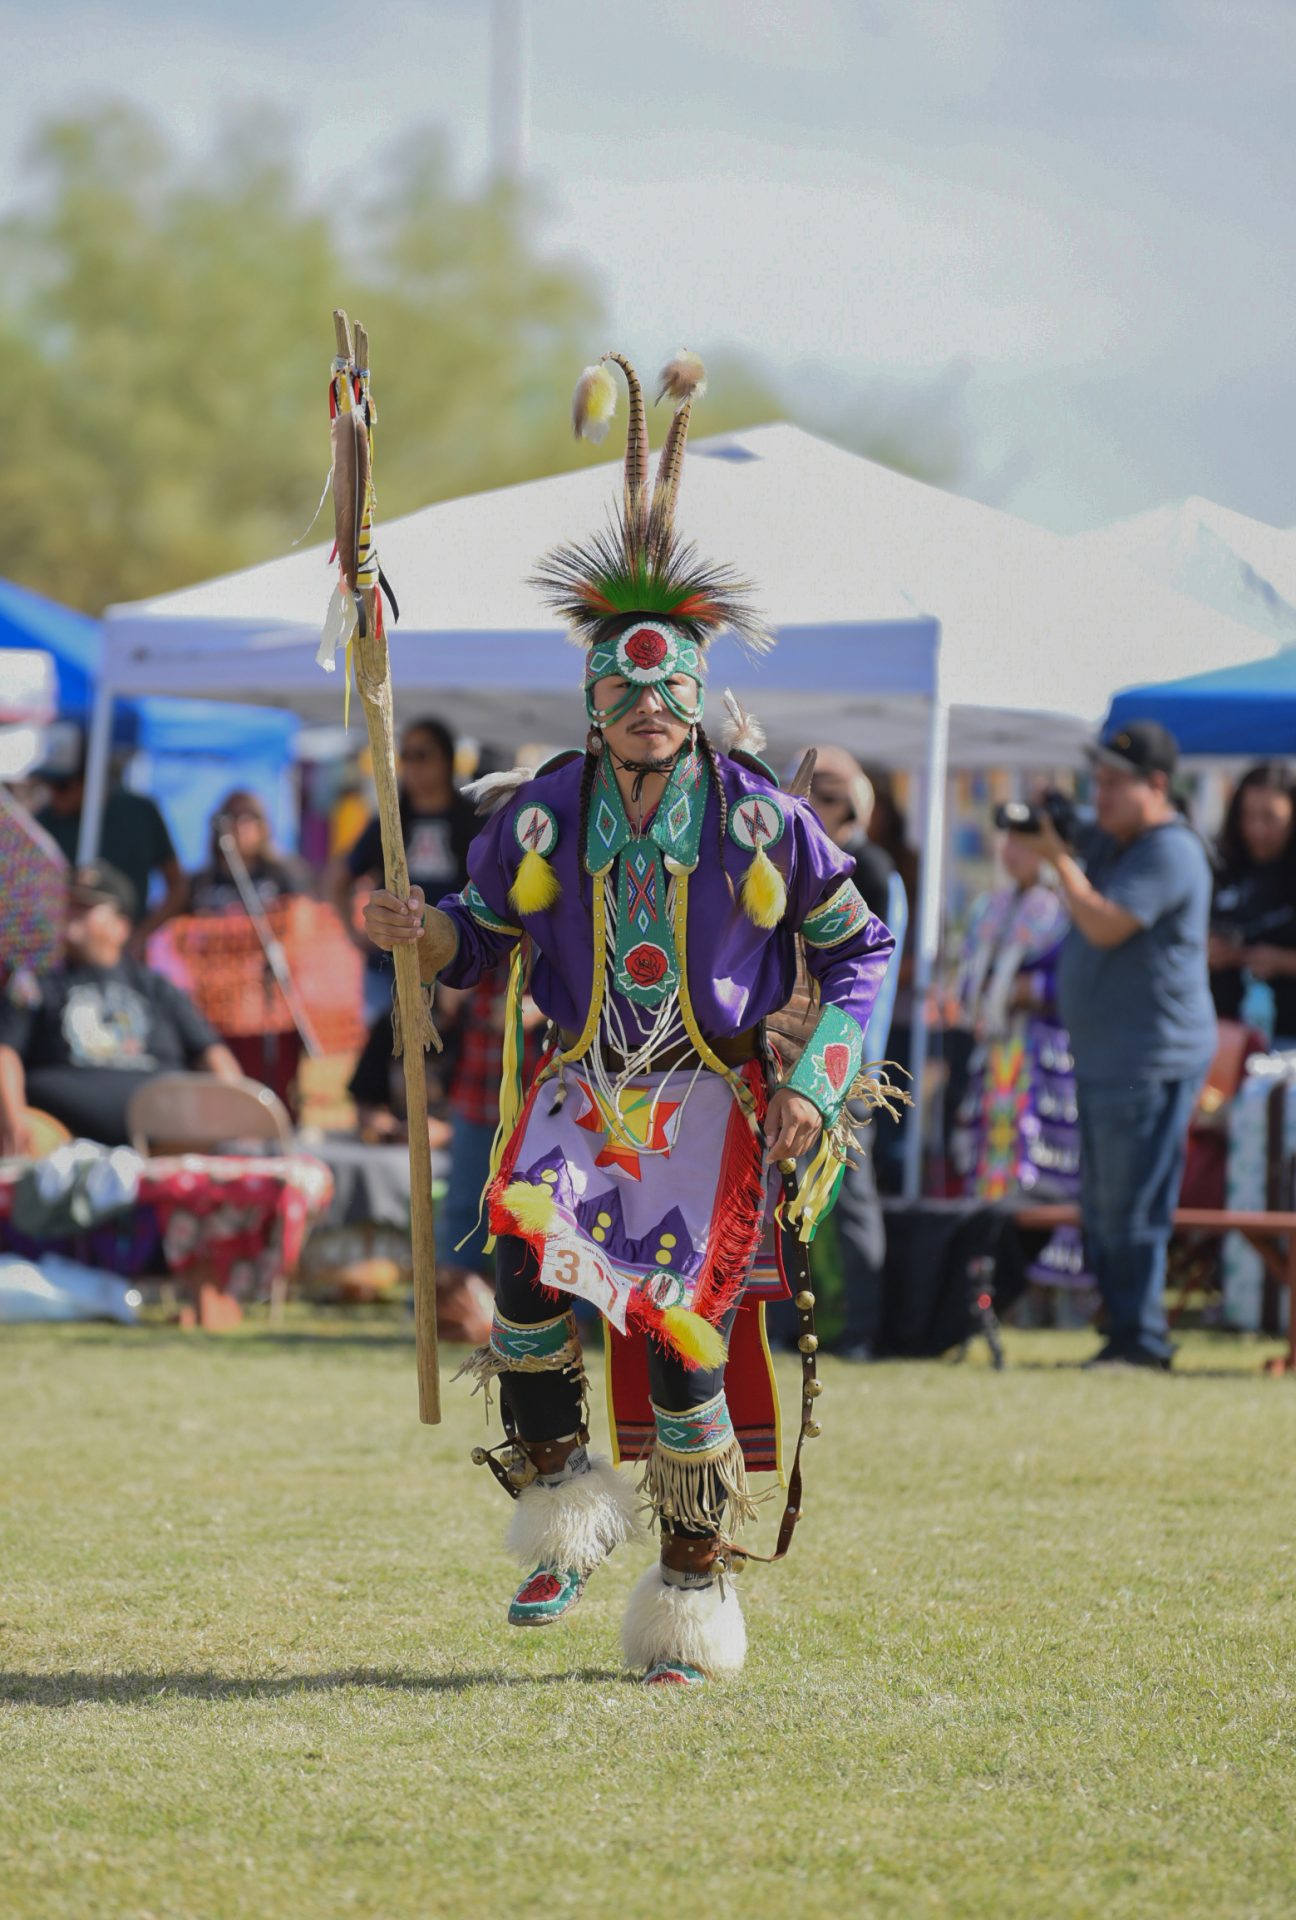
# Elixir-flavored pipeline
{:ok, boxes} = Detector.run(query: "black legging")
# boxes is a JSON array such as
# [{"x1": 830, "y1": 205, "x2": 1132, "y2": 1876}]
[{"x1": 493, "y1": 1232, "x2": 737, "y2": 1445}]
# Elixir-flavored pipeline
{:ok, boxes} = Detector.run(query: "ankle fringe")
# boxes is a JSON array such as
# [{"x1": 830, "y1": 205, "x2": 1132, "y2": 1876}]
[{"x1": 640, "y1": 1434, "x2": 765, "y2": 1536}]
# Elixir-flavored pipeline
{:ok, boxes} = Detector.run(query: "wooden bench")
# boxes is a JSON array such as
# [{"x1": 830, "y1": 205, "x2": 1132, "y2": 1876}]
[{"x1": 1014, "y1": 1204, "x2": 1296, "y2": 1376}]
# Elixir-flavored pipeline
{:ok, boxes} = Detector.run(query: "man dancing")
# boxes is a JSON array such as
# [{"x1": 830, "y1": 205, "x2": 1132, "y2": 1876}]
[{"x1": 365, "y1": 351, "x2": 895, "y2": 1684}]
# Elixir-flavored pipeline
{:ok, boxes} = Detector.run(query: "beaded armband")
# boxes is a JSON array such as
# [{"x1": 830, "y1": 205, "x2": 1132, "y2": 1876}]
[
  {"x1": 800, "y1": 879, "x2": 871, "y2": 949},
  {"x1": 461, "y1": 883, "x2": 521, "y2": 937}
]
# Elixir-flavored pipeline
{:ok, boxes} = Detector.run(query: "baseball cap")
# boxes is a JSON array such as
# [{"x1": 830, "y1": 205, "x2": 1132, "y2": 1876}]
[
  {"x1": 32, "y1": 719, "x2": 86, "y2": 785},
  {"x1": 1084, "y1": 720, "x2": 1178, "y2": 779},
  {"x1": 69, "y1": 861, "x2": 139, "y2": 920}
]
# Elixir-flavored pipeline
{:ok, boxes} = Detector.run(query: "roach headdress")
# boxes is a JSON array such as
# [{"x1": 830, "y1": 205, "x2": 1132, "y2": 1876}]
[{"x1": 531, "y1": 350, "x2": 773, "y2": 729}]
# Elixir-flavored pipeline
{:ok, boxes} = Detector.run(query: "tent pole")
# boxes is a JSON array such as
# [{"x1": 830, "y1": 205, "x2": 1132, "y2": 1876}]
[
  {"x1": 902, "y1": 630, "x2": 948, "y2": 1201},
  {"x1": 77, "y1": 676, "x2": 116, "y2": 865}
]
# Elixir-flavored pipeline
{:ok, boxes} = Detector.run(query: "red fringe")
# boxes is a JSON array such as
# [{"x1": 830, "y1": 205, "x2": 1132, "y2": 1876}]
[
  {"x1": 483, "y1": 1052, "x2": 555, "y2": 1291},
  {"x1": 691, "y1": 1061, "x2": 769, "y2": 1326}
]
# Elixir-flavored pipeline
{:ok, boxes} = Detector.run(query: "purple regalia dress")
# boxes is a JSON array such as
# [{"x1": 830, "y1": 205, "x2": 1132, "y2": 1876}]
[{"x1": 952, "y1": 883, "x2": 1091, "y2": 1287}]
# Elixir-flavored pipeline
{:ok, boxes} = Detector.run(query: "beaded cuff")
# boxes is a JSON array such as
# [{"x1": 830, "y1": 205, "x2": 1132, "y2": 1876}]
[{"x1": 784, "y1": 1002, "x2": 865, "y2": 1130}]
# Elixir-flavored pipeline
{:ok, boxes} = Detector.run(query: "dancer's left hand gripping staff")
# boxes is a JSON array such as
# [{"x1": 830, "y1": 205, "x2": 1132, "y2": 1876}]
[
  {"x1": 314, "y1": 309, "x2": 440, "y2": 1425},
  {"x1": 367, "y1": 346, "x2": 900, "y2": 1685}
]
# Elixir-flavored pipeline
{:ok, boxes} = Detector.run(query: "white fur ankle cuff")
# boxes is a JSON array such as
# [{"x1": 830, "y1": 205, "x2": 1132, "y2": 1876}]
[
  {"x1": 505, "y1": 1452, "x2": 643, "y2": 1576},
  {"x1": 620, "y1": 1562, "x2": 747, "y2": 1676}
]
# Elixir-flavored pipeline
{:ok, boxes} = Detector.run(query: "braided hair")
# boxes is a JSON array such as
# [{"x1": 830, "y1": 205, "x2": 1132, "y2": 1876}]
[
  {"x1": 695, "y1": 725, "x2": 732, "y2": 888},
  {"x1": 575, "y1": 741, "x2": 601, "y2": 904}
]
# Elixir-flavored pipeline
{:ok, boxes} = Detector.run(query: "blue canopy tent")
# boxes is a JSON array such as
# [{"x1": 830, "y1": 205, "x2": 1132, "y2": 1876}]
[
  {"x1": 0, "y1": 577, "x2": 298, "y2": 868},
  {"x1": 1106, "y1": 648, "x2": 1296, "y2": 755}
]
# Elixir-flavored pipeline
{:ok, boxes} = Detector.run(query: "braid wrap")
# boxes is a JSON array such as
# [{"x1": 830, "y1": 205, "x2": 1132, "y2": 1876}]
[
  {"x1": 575, "y1": 745, "x2": 600, "y2": 904},
  {"x1": 695, "y1": 727, "x2": 731, "y2": 888}
]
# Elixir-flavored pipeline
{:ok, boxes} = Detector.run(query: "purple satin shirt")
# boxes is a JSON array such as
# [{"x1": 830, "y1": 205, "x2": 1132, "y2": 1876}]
[{"x1": 437, "y1": 751, "x2": 895, "y2": 1045}]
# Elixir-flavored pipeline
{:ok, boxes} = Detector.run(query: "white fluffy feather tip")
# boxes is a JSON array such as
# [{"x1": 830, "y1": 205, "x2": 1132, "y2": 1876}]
[
  {"x1": 720, "y1": 689, "x2": 767, "y2": 757},
  {"x1": 572, "y1": 363, "x2": 618, "y2": 443},
  {"x1": 462, "y1": 767, "x2": 537, "y2": 816},
  {"x1": 656, "y1": 350, "x2": 707, "y2": 406}
]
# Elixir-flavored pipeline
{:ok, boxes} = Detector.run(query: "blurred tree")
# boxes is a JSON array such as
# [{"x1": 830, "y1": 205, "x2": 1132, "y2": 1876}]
[
  {"x1": 0, "y1": 104, "x2": 351, "y2": 611},
  {"x1": 0, "y1": 103, "x2": 959, "y2": 615}
]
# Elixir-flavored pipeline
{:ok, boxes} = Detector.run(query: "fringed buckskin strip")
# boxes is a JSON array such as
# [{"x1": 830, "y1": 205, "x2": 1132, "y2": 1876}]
[{"x1": 641, "y1": 1390, "x2": 767, "y2": 1535}]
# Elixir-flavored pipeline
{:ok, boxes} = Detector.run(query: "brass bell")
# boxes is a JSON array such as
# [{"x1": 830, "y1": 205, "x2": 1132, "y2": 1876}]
[
  {"x1": 470, "y1": 1447, "x2": 489, "y2": 1466},
  {"x1": 798, "y1": 1332, "x2": 819, "y2": 1355},
  {"x1": 805, "y1": 1378, "x2": 824, "y2": 1399},
  {"x1": 778, "y1": 1157, "x2": 797, "y2": 1176},
  {"x1": 802, "y1": 1419, "x2": 823, "y2": 1439},
  {"x1": 795, "y1": 1289, "x2": 816, "y2": 1310}
]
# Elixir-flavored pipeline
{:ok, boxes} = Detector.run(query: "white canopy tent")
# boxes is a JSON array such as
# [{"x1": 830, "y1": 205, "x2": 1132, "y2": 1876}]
[
  {"x1": 1069, "y1": 496, "x2": 1296, "y2": 651},
  {"x1": 93, "y1": 425, "x2": 1277, "y2": 1194},
  {"x1": 98, "y1": 425, "x2": 1275, "y2": 764}
]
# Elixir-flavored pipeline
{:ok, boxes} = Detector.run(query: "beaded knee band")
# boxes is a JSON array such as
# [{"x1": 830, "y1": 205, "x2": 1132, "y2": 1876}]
[
  {"x1": 489, "y1": 1309, "x2": 582, "y2": 1374},
  {"x1": 454, "y1": 1308, "x2": 584, "y2": 1403}
]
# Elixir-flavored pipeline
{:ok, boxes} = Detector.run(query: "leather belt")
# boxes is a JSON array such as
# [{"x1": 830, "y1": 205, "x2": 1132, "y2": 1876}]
[{"x1": 556, "y1": 1027, "x2": 759, "y2": 1074}]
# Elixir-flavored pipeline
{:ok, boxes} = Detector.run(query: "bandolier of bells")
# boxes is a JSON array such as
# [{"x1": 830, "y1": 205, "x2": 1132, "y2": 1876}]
[{"x1": 717, "y1": 1155, "x2": 822, "y2": 1572}]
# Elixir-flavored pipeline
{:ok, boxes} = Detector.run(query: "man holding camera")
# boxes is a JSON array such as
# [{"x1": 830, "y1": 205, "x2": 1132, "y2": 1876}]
[{"x1": 1027, "y1": 722, "x2": 1216, "y2": 1370}]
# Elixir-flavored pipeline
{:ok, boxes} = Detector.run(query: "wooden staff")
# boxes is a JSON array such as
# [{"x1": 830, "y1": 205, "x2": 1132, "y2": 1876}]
[{"x1": 332, "y1": 308, "x2": 441, "y2": 1424}]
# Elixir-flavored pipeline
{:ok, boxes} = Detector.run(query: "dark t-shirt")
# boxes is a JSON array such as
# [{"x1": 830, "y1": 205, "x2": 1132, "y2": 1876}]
[
  {"x1": 1210, "y1": 861, "x2": 1296, "y2": 1038},
  {"x1": 1057, "y1": 818, "x2": 1217, "y2": 1084},
  {"x1": 189, "y1": 856, "x2": 304, "y2": 916},
  {"x1": 347, "y1": 798, "x2": 477, "y2": 975},
  {"x1": 0, "y1": 959, "x2": 218, "y2": 1145},
  {"x1": 842, "y1": 831, "x2": 895, "y2": 918},
  {"x1": 38, "y1": 790, "x2": 177, "y2": 924}
]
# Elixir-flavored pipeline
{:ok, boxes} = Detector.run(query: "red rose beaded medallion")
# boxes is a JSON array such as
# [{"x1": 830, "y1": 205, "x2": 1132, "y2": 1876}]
[
  {"x1": 624, "y1": 943, "x2": 669, "y2": 987},
  {"x1": 624, "y1": 626, "x2": 670, "y2": 671}
]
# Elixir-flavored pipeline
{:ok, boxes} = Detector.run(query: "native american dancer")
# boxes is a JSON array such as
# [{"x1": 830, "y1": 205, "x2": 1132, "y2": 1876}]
[{"x1": 365, "y1": 351, "x2": 896, "y2": 1685}]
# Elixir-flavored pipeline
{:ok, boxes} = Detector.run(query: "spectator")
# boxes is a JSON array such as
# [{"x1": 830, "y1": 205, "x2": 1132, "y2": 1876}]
[
  {"x1": 862, "y1": 768, "x2": 919, "y2": 1192},
  {"x1": 188, "y1": 790, "x2": 306, "y2": 915},
  {"x1": 1037, "y1": 721, "x2": 1217, "y2": 1370},
  {"x1": 787, "y1": 746, "x2": 893, "y2": 1360},
  {"x1": 1208, "y1": 762, "x2": 1296, "y2": 1048},
  {"x1": 347, "y1": 1007, "x2": 454, "y2": 1148},
  {"x1": 434, "y1": 972, "x2": 547, "y2": 1284},
  {"x1": 188, "y1": 791, "x2": 310, "y2": 1108},
  {"x1": 0, "y1": 862, "x2": 241, "y2": 1153},
  {"x1": 951, "y1": 828, "x2": 1089, "y2": 1293},
  {"x1": 34, "y1": 723, "x2": 187, "y2": 945},
  {"x1": 807, "y1": 747, "x2": 894, "y2": 906},
  {"x1": 329, "y1": 718, "x2": 476, "y2": 1024}
]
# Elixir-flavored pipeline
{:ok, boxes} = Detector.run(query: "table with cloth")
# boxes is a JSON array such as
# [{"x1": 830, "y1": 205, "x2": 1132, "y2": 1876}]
[{"x1": 0, "y1": 1152, "x2": 334, "y2": 1322}]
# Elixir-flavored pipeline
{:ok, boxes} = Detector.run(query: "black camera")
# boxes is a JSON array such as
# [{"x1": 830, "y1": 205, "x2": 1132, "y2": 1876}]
[{"x1": 993, "y1": 789, "x2": 1081, "y2": 843}]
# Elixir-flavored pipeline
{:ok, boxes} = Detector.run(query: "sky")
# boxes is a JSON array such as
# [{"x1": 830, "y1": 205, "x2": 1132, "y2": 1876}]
[{"x1": 2, "y1": 0, "x2": 1293, "y2": 534}]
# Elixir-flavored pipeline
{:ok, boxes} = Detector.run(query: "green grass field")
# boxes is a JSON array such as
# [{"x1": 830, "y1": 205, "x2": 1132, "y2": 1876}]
[{"x1": 2, "y1": 1317, "x2": 1294, "y2": 1920}]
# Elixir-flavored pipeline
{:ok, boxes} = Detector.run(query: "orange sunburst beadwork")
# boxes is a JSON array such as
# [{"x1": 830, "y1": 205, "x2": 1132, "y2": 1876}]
[{"x1": 573, "y1": 1079, "x2": 681, "y2": 1181}]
